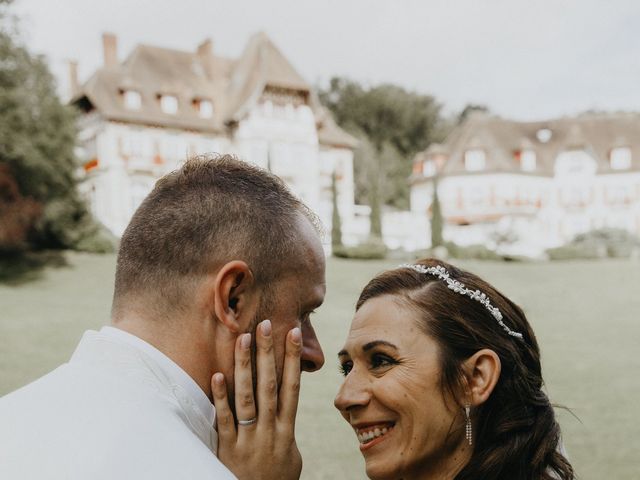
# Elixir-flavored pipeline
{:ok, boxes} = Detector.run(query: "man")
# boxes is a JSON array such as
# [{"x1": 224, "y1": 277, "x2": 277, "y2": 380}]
[{"x1": 0, "y1": 154, "x2": 326, "y2": 479}]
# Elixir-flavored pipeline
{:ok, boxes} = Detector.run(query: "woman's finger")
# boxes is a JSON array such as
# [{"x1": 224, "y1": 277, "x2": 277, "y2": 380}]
[
  {"x1": 256, "y1": 319, "x2": 277, "y2": 426},
  {"x1": 278, "y1": 327, "x2": 302, "y2": 424},
  {"x1": 211, "y1": 372, "x2": 237, "y2": 444},
  {"x1": 233, "y1": 333, "x2": 257, "y2": 430}
]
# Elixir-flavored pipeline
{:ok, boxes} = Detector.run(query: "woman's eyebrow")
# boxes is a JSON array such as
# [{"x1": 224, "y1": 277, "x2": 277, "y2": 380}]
[
  {"x1": 362, "y1": 340, "x2": 398, "y2": 352},
  {"x1": 338, "y1": 340, "x2": 399, "y2": 358}
]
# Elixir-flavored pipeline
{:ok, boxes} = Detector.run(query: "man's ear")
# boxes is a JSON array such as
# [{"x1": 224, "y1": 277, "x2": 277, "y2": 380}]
[
  {"x1": 462, "y1": 349, "x2": 501, "y2": 406},
  {"x1": 213, "y1": 260, "x2": 258, "y2": 334}
]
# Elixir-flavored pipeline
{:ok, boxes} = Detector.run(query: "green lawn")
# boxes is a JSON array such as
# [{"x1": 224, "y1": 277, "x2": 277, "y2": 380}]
[{"x1": 1, "y1": 253, "x2": 638, "y2": 479}]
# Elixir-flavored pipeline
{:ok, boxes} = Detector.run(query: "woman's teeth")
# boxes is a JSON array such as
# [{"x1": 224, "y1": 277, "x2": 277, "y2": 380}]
[{"x1": 357, "y1": 426, "x2": 391, "y2": 444}]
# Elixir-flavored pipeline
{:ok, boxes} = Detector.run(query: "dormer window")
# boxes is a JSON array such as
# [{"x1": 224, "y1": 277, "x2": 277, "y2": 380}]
[
  {"x1": 610, "y1": 147, "x2": 631, "y2": 170},
  {"x1": 159, "y1": 94, "x2": 178, "y2": 114},
  {"x1": 122, "y1": 90, "x2": 141, "y2": 110},
  {"x1": 194, "y1": 99, "x2": 213, "y2": 119},
  {"x1": 423, "y1": 160, "x2": 436, "y2": 177},
  {"x1": 536, "y1": 128, "x2": 552, "y2": 143},
  {"x1": 464, "y1": 149, "x2": 486, "y2": 171},
  {"x1": 520, "y1": 150, "x2": 537, "y2": 171}
]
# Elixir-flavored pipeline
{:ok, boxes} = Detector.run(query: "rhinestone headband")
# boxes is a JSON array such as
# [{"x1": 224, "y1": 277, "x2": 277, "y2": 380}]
[{"x1": 399, "y1": 264, "x2": 524, "y2": 340}]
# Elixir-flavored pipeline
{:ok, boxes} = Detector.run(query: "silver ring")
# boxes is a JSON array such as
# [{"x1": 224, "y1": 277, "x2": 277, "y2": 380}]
[{"x1": 238, "y1": 417, "x2": 257, "y2": 426}]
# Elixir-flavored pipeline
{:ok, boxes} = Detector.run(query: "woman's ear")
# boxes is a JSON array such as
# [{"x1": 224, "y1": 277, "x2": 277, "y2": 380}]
[
  {"x1": 463, "y1": 349, "x2": 501, "y2": 406},
  {"x1": 212, "y1": 260, "x2": 258, "y2": 334}
]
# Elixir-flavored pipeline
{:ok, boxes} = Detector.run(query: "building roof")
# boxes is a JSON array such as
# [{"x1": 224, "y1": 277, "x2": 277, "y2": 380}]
[
  {"x1": 72, "y1": 32, "x2": 353, "y2": 146},
  {"x1": 225, "y1": 32, "x2": 311, "y2": 122},
  {"x1": 308, "y1": 92, "x2": 358, "y2": 149},
  {"x1": 423, "y1": 111, "x2": 640, "y2": 177}
]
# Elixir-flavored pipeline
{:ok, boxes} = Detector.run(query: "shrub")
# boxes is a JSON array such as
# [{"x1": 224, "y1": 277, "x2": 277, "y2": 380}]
[
  {"x1": 445, "y1": 241, "x2": 503, "y2": 261},
  {"x1": 0, "y1": 165, "x2": 42, "y2": 253},
  {"x1": 74, "y1": 226, "x2": 118, "y2": 254},
  {"x1": 547, "y1": 228, "x2": 640, "y2": 260},
  {"x1": 333, "y1": 238, "x2": 388, "y2": 260},
  {"x1": 546, "y1": 244, "x2": 602, "y2": 260}
]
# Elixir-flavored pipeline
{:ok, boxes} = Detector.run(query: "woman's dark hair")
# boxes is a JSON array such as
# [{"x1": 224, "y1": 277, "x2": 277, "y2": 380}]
[{"x1": 356, "y1": 258, "x2": 574, "y2": 480}]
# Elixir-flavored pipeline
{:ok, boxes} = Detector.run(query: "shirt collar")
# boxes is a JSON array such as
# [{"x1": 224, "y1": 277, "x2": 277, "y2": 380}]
[{"x1": 100, "y1": 326, "x2": 216, "y2": 426}]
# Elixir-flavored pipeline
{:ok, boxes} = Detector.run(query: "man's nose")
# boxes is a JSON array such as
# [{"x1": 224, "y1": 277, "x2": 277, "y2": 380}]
[
  {"x1": 334, "y1": 367, "x2": 370, "y2": 413},
  {"x1": 300, "y1": 321, "x2": 324, "y2": 372}
]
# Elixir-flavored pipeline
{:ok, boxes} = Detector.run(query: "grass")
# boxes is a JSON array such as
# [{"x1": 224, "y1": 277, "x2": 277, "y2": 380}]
[{"x1": 1, "y1": 252, "x2": 639, "y2": 479}]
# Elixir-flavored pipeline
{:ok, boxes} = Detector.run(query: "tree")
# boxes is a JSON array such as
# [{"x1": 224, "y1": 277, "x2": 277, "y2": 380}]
[
  {"x1": 319, "y1": 77, "x2": 444, "y2": 217},
  {"x1": 430, "y1": 176, "x2": 443, "y2": 248},
  {"x1": 0, "y1": 1, "x2": 110, "y2": 254},
  {"x1": 0, "y1": 164, "x2": 41, "y2": 252},
  {"x1": 330, "y1": 170, "x2": 343, "y2": 248},
  {"x1": 457, "y1": 104, "x2": 489, "y2": 125}
]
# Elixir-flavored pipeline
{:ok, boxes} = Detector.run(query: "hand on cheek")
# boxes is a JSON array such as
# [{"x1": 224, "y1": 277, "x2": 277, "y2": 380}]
[{"x1": 211, "y1": 320, "x2": 303, "y2": 480}]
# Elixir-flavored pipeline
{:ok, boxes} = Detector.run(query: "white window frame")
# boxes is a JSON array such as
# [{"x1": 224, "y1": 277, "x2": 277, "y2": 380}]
[
  {"x1": 160, "y1": 95, "x2": 178, "y2": 115},
  {"x1": 610, "y1": 147, "x2": 631, "y2": 170},
  {"x1": 520, "y1": 150, "x2": 537, "y2": 172},
  {"x1": 197, "y1": 99, "x2": 213, "y2": 119},
  {"x1": 464, "y1": 149, "x2": 486, "y2": 172},
  {"x1": 423, "y1": 159, "x2": 436, "y2": 177},
  {"x1": 123, "y1": 90, "x2": 141, "y2": 110}
]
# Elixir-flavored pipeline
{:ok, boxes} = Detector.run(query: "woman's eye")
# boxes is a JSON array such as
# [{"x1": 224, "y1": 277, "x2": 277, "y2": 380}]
[
  {"x1": 339, "y1": 361, "x2": 352, "y2": 376},
  {"x1": 370, "y1": 354, "x2": 396, "y2": 370}
]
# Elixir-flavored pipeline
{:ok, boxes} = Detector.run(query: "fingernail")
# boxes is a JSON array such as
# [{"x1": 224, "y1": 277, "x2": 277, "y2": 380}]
[
  {"x1": 291, "y1": 327, "x2": 301, "y2": 345},
  {"x1": 260, "y1": 319, "x2": 272, "y2": 336},
  {"x1": 241, "y1": 333, "x2": 251, "y2": 350},
  {"x1": 213, "y1": 373, "x2": 224, "y2": 386}
]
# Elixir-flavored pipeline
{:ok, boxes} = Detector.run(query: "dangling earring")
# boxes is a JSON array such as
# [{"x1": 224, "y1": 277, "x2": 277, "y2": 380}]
[{"x1": 464, "y1": 404, "x2": 473, "y2": 446}]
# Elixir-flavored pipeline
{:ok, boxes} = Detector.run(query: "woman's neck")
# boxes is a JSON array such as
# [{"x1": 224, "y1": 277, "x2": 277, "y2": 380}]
[{"x1": 405, "y1": 442, "x2": 472, "y2": 480}]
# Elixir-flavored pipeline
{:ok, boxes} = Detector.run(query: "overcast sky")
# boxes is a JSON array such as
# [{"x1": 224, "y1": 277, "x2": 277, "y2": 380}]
[{"x1": 12, "y1": 0, "x2": 640, "y2": 120}]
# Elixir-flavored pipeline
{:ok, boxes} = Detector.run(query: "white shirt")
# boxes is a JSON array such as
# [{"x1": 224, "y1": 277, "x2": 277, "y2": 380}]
[
  {"x1": 100, "y1": 326, "x2": 217, "y2": 432},
  {"x1": 0, "y1": 328, "x2": 235, "y2": 479}
]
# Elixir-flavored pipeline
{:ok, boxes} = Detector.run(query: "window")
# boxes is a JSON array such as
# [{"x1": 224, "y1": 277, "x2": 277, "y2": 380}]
[
  {"x1": 536, "y1": 128, "x2": 552, "y2": 143},
  {"x1": 464, "y1": 149, "x2": 486, "y2": 171},
  {"x1": 610, "y1": 147, "x2": 631, "y2": 170},
  {"x1": 423, "y1": 159, "x2": 436, "y2": 177},
  {"x1": 285, "y1": 103, "x2": 295, "y2": 119},
  {"x1": 262, "y1": 100, "x2": 274, "y2": 116},
  {"x1": 520, "y1": 150, "x2": 537, "y2": 171},
  {"x1": 195, "y1": 99, "x2": 213, "y2": 119},
  {"x1": 159, "y1": 95, "x2": 178, "y2": 114},
  {"x1": 130, "y1": 180, "x2": 152, "y2": 214},
  {"x1": 123, "y1": 90, "x2": 141, "y2": 110},
  {"x1": 161, "y1": 134, "x2": 185, "y2": 161},
  {"x1": 121, "y1": 131, "x2": 152, "y2": 158}
]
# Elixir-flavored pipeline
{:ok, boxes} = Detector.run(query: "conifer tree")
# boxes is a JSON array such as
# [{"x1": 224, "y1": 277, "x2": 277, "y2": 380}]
[
  {"x1": 430, "y1": 177, "x2": 444, "y2": 248},
  {"x1": 331, "y1": 170, "x2": 343, "y2": 248}
]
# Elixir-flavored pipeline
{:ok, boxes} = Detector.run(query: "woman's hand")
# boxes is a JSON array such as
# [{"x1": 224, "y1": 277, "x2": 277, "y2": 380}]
[{"x1": 211, "y1": 320, "x2": 303, "y2": 480}]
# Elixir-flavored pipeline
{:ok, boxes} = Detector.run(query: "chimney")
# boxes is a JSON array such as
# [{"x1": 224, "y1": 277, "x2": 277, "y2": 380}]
[
  {"x1": 196, "y1": 38, "x2": 214, "y2": 78},
  {"x1": 102, "y1": 32, "x2": 118, "y2": 68},
  {"x1": 68, "y1": 60, "x2": 79, "y2": 97}
]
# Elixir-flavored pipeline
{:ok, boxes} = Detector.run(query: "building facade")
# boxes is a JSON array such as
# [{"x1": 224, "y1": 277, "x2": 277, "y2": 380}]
[
  {"x1": 410, "y1": 112, "x2": 640, "y2": 257},
  {"x1": 72, "y1": 33, "x2": 361, "y2": 246}
]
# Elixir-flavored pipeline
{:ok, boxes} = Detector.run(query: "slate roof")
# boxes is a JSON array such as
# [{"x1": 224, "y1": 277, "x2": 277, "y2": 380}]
[
  {"x1": 420, "y1": 111, "x2": 640, "y2": 177},
  {"x1": 72, "y1": 32, "x2": 354, "y2": 147}
]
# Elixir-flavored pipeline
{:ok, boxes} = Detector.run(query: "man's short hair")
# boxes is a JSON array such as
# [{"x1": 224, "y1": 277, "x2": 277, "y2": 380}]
[{"x1": 112, "y1": 153, "x2": 319, "y2": 317}]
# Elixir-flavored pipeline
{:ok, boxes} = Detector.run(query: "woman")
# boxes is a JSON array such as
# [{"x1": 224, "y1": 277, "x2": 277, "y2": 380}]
[
  {"x1": 334, "y1": 259, "x2": 574, "y2": 479},
  {"x1": 212, "y1": 259, "x2": 574, "y2": 479}
]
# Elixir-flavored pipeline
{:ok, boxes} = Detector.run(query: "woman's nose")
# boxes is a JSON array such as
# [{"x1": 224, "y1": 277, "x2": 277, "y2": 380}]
[{"x1": 334, "y1": 368, "x2": 370, "y2": 413}]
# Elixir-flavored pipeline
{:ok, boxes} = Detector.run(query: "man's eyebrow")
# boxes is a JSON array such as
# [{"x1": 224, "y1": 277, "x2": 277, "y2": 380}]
[{"x1": 338, "y1": 340, "x2": 398, "y2": 358}]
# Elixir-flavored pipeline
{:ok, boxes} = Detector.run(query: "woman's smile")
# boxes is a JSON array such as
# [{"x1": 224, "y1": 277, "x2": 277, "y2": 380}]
[{"x1": 353, "y1": 422, "x2": 396, "y2": 451}]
